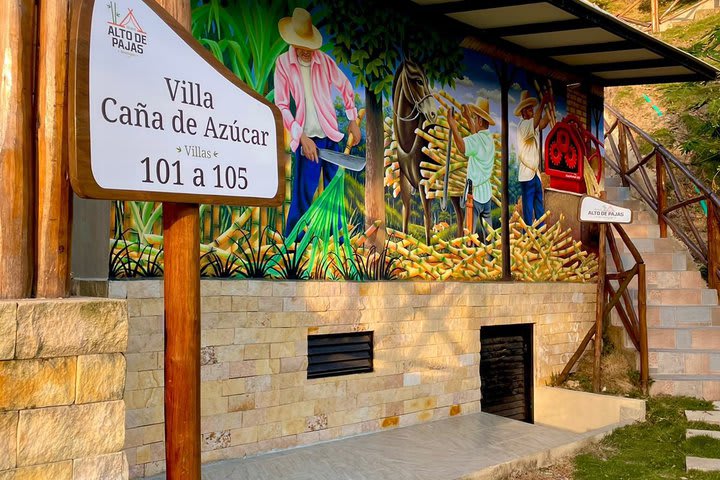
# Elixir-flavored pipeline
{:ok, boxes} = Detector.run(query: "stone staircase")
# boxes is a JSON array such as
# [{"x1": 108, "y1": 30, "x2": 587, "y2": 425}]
[
  {"x1": 685, "y1": 403, "x2": 720, "y2": 473},
  {"x1": 605, "y1": 176, "x2": 720, "y2": 400}
]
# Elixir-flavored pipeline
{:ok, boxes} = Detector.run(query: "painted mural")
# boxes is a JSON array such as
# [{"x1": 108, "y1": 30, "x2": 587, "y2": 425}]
[{"x1": 109, "y1": 0, "x2": 600, "y2": 282}]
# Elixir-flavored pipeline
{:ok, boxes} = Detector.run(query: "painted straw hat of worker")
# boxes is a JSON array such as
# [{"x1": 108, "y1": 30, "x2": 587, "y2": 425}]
[
  {"x1": 279, "y1": 8, "x2": 323, "y2": 50},
  {"x1": 514, "y1": 90, "x2": 539, "y2": 117},
  {"x1": 464, "y1": 97, "x2": 496, "y2": 126}
]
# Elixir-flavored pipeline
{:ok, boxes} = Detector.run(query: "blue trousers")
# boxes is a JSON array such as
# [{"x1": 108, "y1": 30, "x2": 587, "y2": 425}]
[
  {"x1": 285, "y1": 138, "x2": 339, "y2": 236},
  {"x1": 520, "y1": 175, "x2": 545, "y2": 227}
]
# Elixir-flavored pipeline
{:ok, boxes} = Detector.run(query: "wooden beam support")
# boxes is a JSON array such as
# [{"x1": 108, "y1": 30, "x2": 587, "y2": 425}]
[
  {"x1": 156, "y1": 1, "x2": 200, "y2": 479},
  {"x1": 708, "y1": 201, "x2": 720, "y2": 298},
  {"x1": 594, "y1": 221, "x2": 607, "y2": 393},
  {"x1": 651, "y1": 0, "x2": 660, "y2": 33},
  {"x1": 0, "y1": 0, "x2": 35, "y2": 299},
  {"x1": 499, "y1": 62, "x2": 512, "y2": 281},
  {"x1": 36, "y1": 0, "x2": 72, "y2": 298},
  {"x1": 656, "y1": 151, "x2": 667, "y2": 238},
  {"x1": 638, "y1": 262, "x2": 649, "y2": 395}
]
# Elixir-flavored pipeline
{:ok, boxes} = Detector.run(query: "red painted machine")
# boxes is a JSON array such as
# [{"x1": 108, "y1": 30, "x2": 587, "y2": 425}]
[{"x1": 544, "y1": 114, "x2": 603, "y2": 194}]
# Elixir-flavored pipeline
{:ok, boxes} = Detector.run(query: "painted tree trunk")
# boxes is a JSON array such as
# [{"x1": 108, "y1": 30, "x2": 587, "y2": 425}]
[
  {"x1": 0, "y1": 0, "x2": 35, "y2": 299},
  {"x1": 364, "y1": 89, "x2": 386, "y2": 249},
  {"x1": 36, "y1": 0, "x2": 72, "y2": 298}
]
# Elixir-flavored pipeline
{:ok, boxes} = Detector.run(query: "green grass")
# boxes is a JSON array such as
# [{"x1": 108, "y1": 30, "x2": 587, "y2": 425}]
[
  {"x1": 660, "y1": 12, "x2": 720, "y2": 56},
  {"x1": 574, "y1": 396, "x2": 720, "y2": 479}
]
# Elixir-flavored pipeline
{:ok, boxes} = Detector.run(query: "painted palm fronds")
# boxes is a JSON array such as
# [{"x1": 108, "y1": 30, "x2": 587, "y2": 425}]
[{"x1": 192, "y1": 0, "x2": 313, "y2": 99}]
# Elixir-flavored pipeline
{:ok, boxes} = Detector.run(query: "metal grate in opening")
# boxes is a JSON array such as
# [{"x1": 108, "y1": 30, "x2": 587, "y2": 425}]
[{"x1": 307, "y1": 331, "x2": 373, "y2": 379}]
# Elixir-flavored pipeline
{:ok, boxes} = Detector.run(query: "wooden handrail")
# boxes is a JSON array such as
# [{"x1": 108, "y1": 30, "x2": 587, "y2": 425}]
[
  {"x1": 606, "y1": 105, "x2": 720, "y2": 208},
  {"x1": 557, "y1": 214, "x2": 649, "y2": 395},
  {"x1": 557, "y1": 203, "x2": 650, "y2": 394},
  {"x1": 605, "y1": 105, "x2": 720, "y2": 296}
]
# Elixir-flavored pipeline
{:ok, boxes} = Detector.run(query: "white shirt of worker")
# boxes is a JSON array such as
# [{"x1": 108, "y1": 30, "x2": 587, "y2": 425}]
[
  {"x1": 517, "y1": 118, "x2": 540, "y2": 182},
  {"x1": 299, "y1": 59, "x2": 325, "y2": 139}
]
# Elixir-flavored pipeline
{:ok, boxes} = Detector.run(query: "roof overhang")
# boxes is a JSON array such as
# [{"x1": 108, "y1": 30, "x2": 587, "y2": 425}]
[{"x1": 409, "y1": 0, "x2": 719, "y2": 87}]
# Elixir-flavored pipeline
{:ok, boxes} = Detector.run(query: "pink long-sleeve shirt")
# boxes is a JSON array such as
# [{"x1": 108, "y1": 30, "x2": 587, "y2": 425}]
[{"x1": 274, "y1": 47, "x2": 358, "y2": 152}]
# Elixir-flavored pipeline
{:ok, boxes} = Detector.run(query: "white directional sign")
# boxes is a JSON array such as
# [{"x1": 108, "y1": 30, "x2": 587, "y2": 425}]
[
  {"x1": 69, "y1": 0, "x2": 284, "y2": 205},
  {"x1": 579, "y1": 196, "x2": 633, "y2": 224}
]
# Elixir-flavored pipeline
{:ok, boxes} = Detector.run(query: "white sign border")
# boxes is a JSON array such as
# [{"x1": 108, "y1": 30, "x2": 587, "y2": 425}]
[
  {"x1": 69, "y1": 0, "x2": 286, "y2": 206},
  {"x1": 578, "y1": 195, "x2": 633, "y2": 224}
]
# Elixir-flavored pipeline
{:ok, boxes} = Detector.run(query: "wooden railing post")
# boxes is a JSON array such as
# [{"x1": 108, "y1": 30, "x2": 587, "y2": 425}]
[
  {"x1": 708, "y1": 200, "x2": 720, "y2": 298},
  {"x1": 638, "y1": 262, "x2": 649, "y2": 395},
  {"x1": 36, "y1": 0, "x2": 72, "y2": 298},
  {"x1": 0, "y1": 0, "x2": 35, "y2": 299},
  {"x1": 618, "y1": 124, "x2": 629, "y2": 187},
  {"x1": 655, "y1": 151, "x2": 667, "y2": 238},
  {"x1": 651, "y1": 0, "x2": 660, "y2": 33}
]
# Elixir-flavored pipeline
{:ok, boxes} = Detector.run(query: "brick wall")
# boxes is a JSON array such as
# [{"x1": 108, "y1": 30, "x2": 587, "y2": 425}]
[
  {"x1": 567, "y1": 87, "x2": 588, "y2": 126},
  {"x1": 112, "y1": 280, "x2": 596, "y2": 478},
  {"x1": 0, "y1": 298, "x2": 129, "y2": 480}
]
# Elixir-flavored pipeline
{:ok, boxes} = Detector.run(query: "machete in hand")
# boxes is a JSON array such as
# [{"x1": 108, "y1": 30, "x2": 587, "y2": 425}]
[{"x1": 316, "y1": 148, "x2": 366, "y2": 172}]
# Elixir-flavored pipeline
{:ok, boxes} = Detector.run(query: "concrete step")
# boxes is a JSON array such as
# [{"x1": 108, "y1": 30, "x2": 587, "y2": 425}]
[
  {"x1": 620, "y1": 287, "x2": 719, "y2": 306},
  {"x1": 646, "y1": 270, "x2": 707, "y2": 289},
  {"x1": 613, "y1": 198, "x2": 649, "y2": 210},
  {"x1": 617, "y1": 251, "x2": 689, "y2": 271},
  {"x1": 687, "y1": 429, "x2": 720, "y2": 440},
  {"x1": 650, "y1": 349, "x2": 720, "y2": 375},
  {"x1": 605, "y1": 186, "x2": 631, "y2": 202},
  {"x1": 613, "y1": 237, "x2": 687, "y2": 254},
  {"x1": 607, "y1": 270, "x2": 707, "y2": 291},
  {"x1": 686, "y1": 410, "x2": 720, "y2": 425},
  {"x1": 686, "y1": 457, "x2": 720, "y2": 472},
  {"x1": 648, "y1": 327, "x2": 720, "y2": 351},
  {"x1": 604, "y1": 176, "x2": 624, "y2": 187},
  {"x1": 611, "y1": 305, "x2": 720, "y2": 331},
  {"x1": 631, "y1": 210, "x2": 658, "y2": 225},
  {"x1": 613, "y1": 223, "x2": 661, "y2": 239},
  {"x1": 643, "y1": 305, "x2": 720, "y2": 327},
  {"x1": 650, "y1": 375, "x2": 720, "y2": 399}
]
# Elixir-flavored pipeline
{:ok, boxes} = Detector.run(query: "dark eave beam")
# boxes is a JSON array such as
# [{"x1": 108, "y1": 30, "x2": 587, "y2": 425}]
[
  {"x1": 423, "y1": 0, "x2": 545, "y2": 15},
  {"x1": 531, "y1": 40, "x2": 636, "y2": 57},
  {"x1": 548, "y1": 0, "x2": 719, "y2": 79},
  {"x1": 398, "y1": 0, "x2": 604, "y2": 85}
]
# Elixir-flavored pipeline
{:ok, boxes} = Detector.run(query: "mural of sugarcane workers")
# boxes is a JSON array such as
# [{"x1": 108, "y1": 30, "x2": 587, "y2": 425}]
[
  {"x1": 274, "y1": 8, "x2": 361, "y2": 235},
  {"x1": 515, "y1": 90, "x2": 551, "y2": 227},
  {"x1": 447, "y1": 98, "x2": 497, "y2": 242}
]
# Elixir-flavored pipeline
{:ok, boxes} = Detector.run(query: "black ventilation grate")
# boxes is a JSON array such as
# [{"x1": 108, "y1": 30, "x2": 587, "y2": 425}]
[{"x1": 307, "y1": 332, "x2": 373, "y2": 379}]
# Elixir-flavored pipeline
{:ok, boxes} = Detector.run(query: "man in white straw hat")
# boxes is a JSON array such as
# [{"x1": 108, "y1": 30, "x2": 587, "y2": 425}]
[
  {"x1": 274, "y1": 7, "x2": 361, "y2": 235},
  {"x1": 515, "y1": 90, "x2": 551, "y2": 227},
  {"x1": 448, "y1": 97, "x2": 497, "y2": 242}
]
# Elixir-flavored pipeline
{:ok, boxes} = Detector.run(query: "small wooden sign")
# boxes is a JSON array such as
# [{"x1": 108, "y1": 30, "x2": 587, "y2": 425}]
[
  {"x1": 578, "y1": 195, "x2": 633, "y2": 224},
  {"x1": 69, "y1": 0, "x2": 285, "y2": 205}
]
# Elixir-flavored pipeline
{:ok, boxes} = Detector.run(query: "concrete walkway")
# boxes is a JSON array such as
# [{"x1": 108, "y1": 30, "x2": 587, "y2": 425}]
[{"x1": 150, "y1": 413, "x2": 614, "y2": 480}]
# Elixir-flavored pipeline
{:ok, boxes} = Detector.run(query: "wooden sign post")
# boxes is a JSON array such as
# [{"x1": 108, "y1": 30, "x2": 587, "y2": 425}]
[{"x1": 68, "y1": 0, "x2": 284, "y2": 477}]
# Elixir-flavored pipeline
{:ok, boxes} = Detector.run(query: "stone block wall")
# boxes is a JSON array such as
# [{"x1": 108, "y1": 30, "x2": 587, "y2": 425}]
[
  {"x1": 0, "y1": 298, "x2": 129, "y2": 480},
  {"x1": 113, "y1": 279, "x2": 596, "y2": 478}
]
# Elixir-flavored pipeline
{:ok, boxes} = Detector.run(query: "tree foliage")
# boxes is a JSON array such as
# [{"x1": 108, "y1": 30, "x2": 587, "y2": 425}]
[{"x1": 313, "y1": 0, "x2": 465, "y2": 98}]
